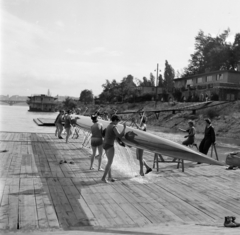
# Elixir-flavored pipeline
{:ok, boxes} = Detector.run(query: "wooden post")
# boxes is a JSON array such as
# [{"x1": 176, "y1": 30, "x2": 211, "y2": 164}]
[
  {"x1": 177, "y1": 159, "x2": 184, "y2": 172},
  {"x1": 211, "y1": 143, "x2": 219, "y2": 161},
  {"x1": 153, "y1": 153, "x2": 159, "y2": 171}
]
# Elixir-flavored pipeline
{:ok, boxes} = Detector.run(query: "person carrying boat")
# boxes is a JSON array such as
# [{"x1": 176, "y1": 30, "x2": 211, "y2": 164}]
[
  {"x1": 101, "y1": 115, "x2": 126, "y2": 183},
  {"x1": 178, "y1": 120, "x2": 196, "y2": 146},
  {"x1": 134, "y1": 116, "x2": 152, "y2": 176},
  {"x1": 199, "y1": 118, "x2": 215, "y2": 155},
  {"x1": 64, "y1": 110, "x2": 72, "y2": 143},
  {"x1": 55, "y1": 110, "x2": 64, "y2": 139},
  {"x1": 89, "y1": 114, "x2": 104, "y2": 171}
]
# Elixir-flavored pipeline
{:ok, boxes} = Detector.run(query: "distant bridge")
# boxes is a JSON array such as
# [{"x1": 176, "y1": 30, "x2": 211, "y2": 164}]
[{"x1": 0, "y1": 99, "x2": 27, "y2": 106}]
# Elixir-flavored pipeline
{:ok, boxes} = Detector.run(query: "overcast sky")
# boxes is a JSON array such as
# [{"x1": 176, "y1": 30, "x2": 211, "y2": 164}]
[{"x1": 1, "y1": 0, "x2": 239, "y2": 97}]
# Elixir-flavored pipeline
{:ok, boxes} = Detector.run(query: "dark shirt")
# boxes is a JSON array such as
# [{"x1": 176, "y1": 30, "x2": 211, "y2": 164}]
[
  {"x1": 64, "y1": 115, "x2": 71, "y2": 128},
  {"x1": 204, "y1": 125, "x2": 215, "y2": 143}
]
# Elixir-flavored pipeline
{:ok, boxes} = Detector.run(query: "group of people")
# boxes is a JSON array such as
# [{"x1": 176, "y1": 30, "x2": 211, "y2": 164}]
[
  {"x1": 55, "y1": 108, "x2": 216, "y2": 181},
  {"x1": 54, "y1": 109, "x2": 78, "y2": 143},
  {"x1": 89, "y1": 113, "x2": 152, "y2": 183},
  {"x1": 178, "y1": 118, "x2": 216, "y2": 158}
]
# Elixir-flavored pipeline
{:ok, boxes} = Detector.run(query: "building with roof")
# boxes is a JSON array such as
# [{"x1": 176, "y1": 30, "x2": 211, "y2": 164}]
[
  {"x1": 174, "y1": 70, "x2": 240, "y2": 101},
  {"x1": 27, "y1": 94, "x2": 58, "y2": 112}
]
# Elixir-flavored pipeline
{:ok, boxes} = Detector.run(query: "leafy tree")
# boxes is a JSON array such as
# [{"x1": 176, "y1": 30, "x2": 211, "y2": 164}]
[
  {"x1": 142, "y1": 77, "x2": 149, "y2": 86},
  {"x1": 79, "y1": 89, "x2": 93, "y2": 103},
  {"x1": 164, "y1": 60, "x2": 175, "y2": 92},
  {"x1": 183, "y1": 29, "x2": 240, "y2": 76},
  {"x1": 149, "y1": 73, "x2": 155, "y2": 86},
  {"x1": 119, "y1": 75, "x2": 136, "y2": 101},
  {"x1": 62, "y1": 97, "x2": 77, "y2": 110},
  {"x1": 157, "y1": 74, "x2": 164, "y2": 87},
  {"x1": 134, "y1": 78, "x2": 142, "y2": 86}
]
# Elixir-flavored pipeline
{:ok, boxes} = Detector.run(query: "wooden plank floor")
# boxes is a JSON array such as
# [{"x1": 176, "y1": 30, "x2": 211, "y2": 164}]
[{"x1": 0, "y1": 131, "x2": 240, "y2": 235}]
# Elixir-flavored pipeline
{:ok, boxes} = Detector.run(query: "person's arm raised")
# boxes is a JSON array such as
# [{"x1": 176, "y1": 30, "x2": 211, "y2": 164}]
[{"x1": 113, "y1": 122, "x2": 127, "y2": 138}]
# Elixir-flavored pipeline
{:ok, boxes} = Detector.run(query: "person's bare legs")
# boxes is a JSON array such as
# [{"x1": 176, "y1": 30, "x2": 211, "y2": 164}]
[
  {"x1": 97, "y1": 145, "x2": 103, "y2": 171},
  {"x1": 137, "y1": 149, "x2": 144, "y2": 176},
  {"x1": 58, "y1": 124, "x2": 63, "y2": 138},
  {"x1": 101, "y1": 147, "x2": 114, "y2": 183},
  {"x1": 90, "y1": 146, "x2": 97, "y2": 170},
  {"x1": 55, "y1": 124, "x2": 58, "y2": 136},
  {"x1": 143, "y1": 159, "x2": 152, "y2": 174},
  {"x1": 65, "y1": 128, "x2": 71, "y2": 143}
]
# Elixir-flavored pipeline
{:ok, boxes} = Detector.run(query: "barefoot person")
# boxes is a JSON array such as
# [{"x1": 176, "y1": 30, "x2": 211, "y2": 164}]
[
  {"x1": 54, "y1": 110, "x2": 61, "y2": 137},
  {"x1": 134, "y1": 116, "x2": 152, "y2": 176},
  {"x1": 101, "y1": 115, "x2": 126, "y2": 183},
  {"x1": 64, "y1": 110, "x2": 72, "y2": 143},
  {"x1": 89, "y1": 114, "x2": 104, "y2": 171},
  {"x1": 178, "y1": 120, "x2": 196, "y2": 146},
  {"x1": 55, "y1": 110, "x2": 64, "y2": 139}
]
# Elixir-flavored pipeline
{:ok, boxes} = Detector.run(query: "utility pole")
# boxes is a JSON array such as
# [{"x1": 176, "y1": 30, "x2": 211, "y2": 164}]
[
  {"x1": 154, "y1": 64, "x2": 161, "y2": 102},
  {"x1": 156, "y1": 63, "x2": 159, "y2": 101}
]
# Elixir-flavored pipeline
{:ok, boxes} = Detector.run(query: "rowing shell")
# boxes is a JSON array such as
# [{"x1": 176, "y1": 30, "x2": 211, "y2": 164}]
[{"x1": 75, "y1": 115, "x2": 224, "y2": 166}]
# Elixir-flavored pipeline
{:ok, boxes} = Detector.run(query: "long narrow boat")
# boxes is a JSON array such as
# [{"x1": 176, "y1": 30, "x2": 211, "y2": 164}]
[{"x1": 75, "y1": 115, "x2": 225, "y2": 166}]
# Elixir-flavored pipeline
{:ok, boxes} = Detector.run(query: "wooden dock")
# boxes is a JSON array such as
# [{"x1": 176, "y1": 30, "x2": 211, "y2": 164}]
[{"x1": 0, "y1": 131, "x2": 240, "y2": 235}]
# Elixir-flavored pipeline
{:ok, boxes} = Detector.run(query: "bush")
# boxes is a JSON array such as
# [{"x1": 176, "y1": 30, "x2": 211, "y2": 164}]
[
  {"x1": 205, "y1": 108, "x2": 220, "y2": 119},
  {"x1": 211, "y1": 93, "x2": 219, "y2": 101}
]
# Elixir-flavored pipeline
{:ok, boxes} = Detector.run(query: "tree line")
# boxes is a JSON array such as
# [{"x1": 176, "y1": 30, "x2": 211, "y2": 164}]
[{"x1": 65, "y1": 29, "x2": 240, "y2": 108}]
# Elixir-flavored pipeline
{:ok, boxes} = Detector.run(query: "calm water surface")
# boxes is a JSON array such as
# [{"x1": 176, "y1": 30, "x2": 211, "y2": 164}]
[{"x1": 0, "y1": 105, "x2": 57, "y2": 133}]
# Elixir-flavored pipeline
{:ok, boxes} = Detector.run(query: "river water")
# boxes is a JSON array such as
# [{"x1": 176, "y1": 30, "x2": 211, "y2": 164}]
[
  {"x1": 0, "y1": 104, "x2": 57, "y2": 133},
  {"x1": 0, "y1": 104, "x2": 239, "y2": 163}
]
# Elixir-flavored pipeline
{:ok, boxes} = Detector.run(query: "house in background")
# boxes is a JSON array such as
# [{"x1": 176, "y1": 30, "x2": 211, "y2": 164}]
[
  {"x1": 134, "y1": 86, "x2": 164, "y2": 100},
  {"x1": 27, "y1": 94, "x2": 58, "y2": 112},
  {"x1": 174, "y1": 70, "x2": 240, "y2": 101}
]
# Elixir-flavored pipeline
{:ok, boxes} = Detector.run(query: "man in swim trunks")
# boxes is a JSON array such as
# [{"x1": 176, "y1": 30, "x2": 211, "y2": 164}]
[
  {"x1": 55, "y1": 110, "x2": 64, "y2": 139},
  {"x1": 134, "y1": 116, "x2": 152, "y2": 176},
  {"x1": 101, "y1": 115, "x2": 126, "y2": 183},
  {"x1": 89, "y1": 114, "x2": 104, "y2": 171}
]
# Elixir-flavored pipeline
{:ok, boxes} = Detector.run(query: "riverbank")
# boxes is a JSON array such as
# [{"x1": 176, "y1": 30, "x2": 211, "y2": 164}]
[{"x1": 83, "y1": 100, "x2": 240, "y2": 140}]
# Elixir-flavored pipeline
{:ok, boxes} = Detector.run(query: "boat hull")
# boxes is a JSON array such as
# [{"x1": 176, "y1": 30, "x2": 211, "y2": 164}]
[{"x1": 75, "y1": 115, "x2": 225, "y2": 166}]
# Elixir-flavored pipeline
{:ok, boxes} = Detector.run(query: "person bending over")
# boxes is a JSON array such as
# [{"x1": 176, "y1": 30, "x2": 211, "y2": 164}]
[
  {"x1": 178, "y1": 120, "x2": 196, "y2": 146},
  {"x1": 134, "y1": 117, "x2": 152, "y2": 176},
  {"x1": 89, "y1": 114, "x2": 104, "y2": 171},
  {"x1": 101, "y1": 115, "x2": 126, "y2": 183}
]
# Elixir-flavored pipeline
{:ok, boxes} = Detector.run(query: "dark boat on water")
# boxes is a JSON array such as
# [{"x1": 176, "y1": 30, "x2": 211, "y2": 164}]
[{"x1": 27, "y1": 94, "x2": 58, "y2": 112}]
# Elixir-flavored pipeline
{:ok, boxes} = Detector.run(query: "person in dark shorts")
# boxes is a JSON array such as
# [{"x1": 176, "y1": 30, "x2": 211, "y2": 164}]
[
  {"x1": 199, "y1": 118, "x2": 215, "y2": 155},
  {"x1": 134, "y1": 117, "x2": 152, "y2": 176},
  {"x1": 55, "y1": 110, "x2": 64, "y2": 139},
  {"x1": 101, "y1": 115, "x2": 126, "y2": 183},
  {"x1": 64, "y1": 110, "x2": 72, "y2": 143},
  {"x1": 89, "y1": 114, "x2": 104, "y2": 171},
  {"x1": 178, "y1": 120, "x2": 196, "y2": 146}
]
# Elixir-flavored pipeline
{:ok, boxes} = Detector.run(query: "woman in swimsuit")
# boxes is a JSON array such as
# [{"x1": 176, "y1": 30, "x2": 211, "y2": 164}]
[
  {"x1": 134, "y1": 117, "x2": 152, "y2": 176},
  {"x1": 90, "y1": 114, "x2": 104, "y2": 171},
  {"x1": 64, "y1": 110, "x2": 72, "y2": 143},
  {"x1": 101, "y1": 115, "x2": 126, "y2": 183}
]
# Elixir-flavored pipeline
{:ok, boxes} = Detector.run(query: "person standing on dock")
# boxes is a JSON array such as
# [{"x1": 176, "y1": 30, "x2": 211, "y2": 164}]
[
  {"x1": 101, "y1": 115, "x2": 126, "y2": 183},
  {"x1": 64, "y1": 110, "x2": 72, "y2": 143},
  {"x1": 178, "y1": 120, "x2": 196, "y2": 146},
  {"x1": 134, "y1": 116, "x2": 152, "y2": 176},
  {"x1": 55, "y1": 110, "x2": 64, "y2": 139},
  {"x1": 89, "y1": 114, "x2": 104, "y2": 171},
  {"x1": 199, "y1": 118, "x2": 215, "y2": 155},
  {"x1": 54, "y1": 110, "x2": 61, "y2": 136}
]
